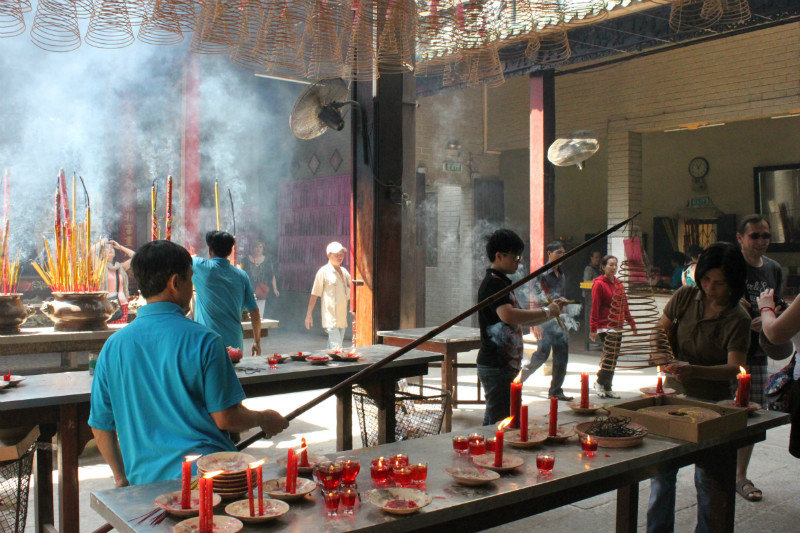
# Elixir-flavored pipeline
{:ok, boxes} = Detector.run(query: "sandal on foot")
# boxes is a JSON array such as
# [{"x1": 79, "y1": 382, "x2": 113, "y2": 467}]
[{"x1": 736, "y1": 479, "x2": 763, "y2": 502}]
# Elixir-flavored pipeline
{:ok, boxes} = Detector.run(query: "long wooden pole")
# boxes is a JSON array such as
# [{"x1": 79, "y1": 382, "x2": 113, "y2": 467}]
[{"x1": 237, "y1": 213, "x2": 640, "y2": 451}]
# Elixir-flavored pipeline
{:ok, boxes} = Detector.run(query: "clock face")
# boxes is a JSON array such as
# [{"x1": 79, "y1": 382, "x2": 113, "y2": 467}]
[{"x1": 689, "y1": 157, "x2": 709, "y2": 178}]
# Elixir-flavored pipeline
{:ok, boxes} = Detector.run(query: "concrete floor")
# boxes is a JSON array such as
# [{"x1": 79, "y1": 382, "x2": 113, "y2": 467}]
[{"x1": 16, "y1": 327, "x2": 799, "y2": 532}]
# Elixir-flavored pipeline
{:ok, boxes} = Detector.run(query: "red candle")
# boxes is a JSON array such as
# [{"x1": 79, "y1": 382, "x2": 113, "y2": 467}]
[
  {"x1": 509, "y1": 374, "x2": 522, "y2": 429},
  {"x1": 201, "y1": 471, "x2": 221, "y2": 532},
  {"x1": 494, "y1": 417, "x2": 511, "y2": 467},
  {"x1": 257, "y1": 463, "x2": 264, "y2": 515},
  {"x1": 299, "y1": 438, "x2": 309, "y2": 467},
  {"x1": 198, "y1": 477, "x2": 207, "y2": 532},
  {"x1": 548, "y1": 396, "x2": 559, "y2": 437},
  {"x1": 246, "y1": 466, "x2": 254, "y2": 516},
  {"x1": 286, "y1": 449, "x2": 297, "y2": 494},
  {"x1": 180, "y1": 455, "x2": 199, "y2": 510},
  {"x1": 580, "y1": 372, "x2": 589, "y2": 408},
  {"x1": 581, "y1": 435, "x2": 598, "y2": 456},
  {"x1": 520, "y1": 405, "x2": 528, "y2": 442},
  {"x1": 736, "y1": 366, "x2": 751, "y2": 407}
]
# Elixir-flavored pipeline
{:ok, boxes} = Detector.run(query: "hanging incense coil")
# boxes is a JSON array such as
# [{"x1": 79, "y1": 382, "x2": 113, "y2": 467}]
[
  {"x1": 138, "y1": 0, "x2": 185, "y2": 45},
  {"x1": 85, "y1": 0, "x2": 135, "y2": 49},
  {"x1": 559, "y1": 0, "x2": 608, "y2": 28},
  {"x1": 343, "y1": 0, "x2": 379, "y2": 81},
  {"x1": 599, "y1": 260, "x2": 676, "y2": 372},
  {"x1": 19, "y1": 0, "x2": 32, "y2": 13},
  {"x1": 718, "y1": 0, "x2": 751, "y2": 25},
  {"x1": 192, "y1": 0, "x2": 248, "y2": 54},
  {"x1": 124, "y1": 0, "x2": 151, "y2": 26},
  {"x1": 530, "y1": 27, "x2": 571, "y2": 64},
  {"x1": 30, "y1": 0, "x2": 82, "y2": 52},
  {"x1": 71, "y1": 0, "x2": 93, "y2": 19},
  {"x1": 304, "y1": 0, "x2": 349, "y2": 80},
  {"x1": 0, "y1": 0, "x2": 26, "y2": 38},
  {"x1": 259, "y1": 0, "x2": 310, "y2": 79},
  {"x1": 229, "y1": 0, "x2": 273, "y2": 71},
  {"x1": 377, "y1": 0, "x2": 416, "y2": 74},
  {"x1": 669, "y1": 0, "x2": 723, "y2": 31}
]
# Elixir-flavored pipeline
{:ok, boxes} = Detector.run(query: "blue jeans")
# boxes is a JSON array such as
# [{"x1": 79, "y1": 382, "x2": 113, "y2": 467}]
[
  {"x1": 325, "y1": 327, "x2": 345, "y2": 349},
  {"x1": 647, "y1": 466, "x2": 712, "y2": 533},
  {"x1": 523, "y1": 330, "x2": 568, "y2": 396},
  {"x1": 477, "y1": 364, "x2": 518, "y2": 425}
]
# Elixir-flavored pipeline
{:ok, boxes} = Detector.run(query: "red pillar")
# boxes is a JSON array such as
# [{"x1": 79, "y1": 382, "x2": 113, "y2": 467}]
[
  {"x1": 529, "y1": 72, "x2": 555, "y2": 273},
  {"x1": 182, "y1": 54, "x2": 201, "y2": 251}
]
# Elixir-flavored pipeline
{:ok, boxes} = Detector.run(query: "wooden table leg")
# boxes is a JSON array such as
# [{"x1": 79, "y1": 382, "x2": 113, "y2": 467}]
[
  {"x1": 699, "y1": 447, "x2": 737, "y2": 533},
  {"x1": 34, "y1": 424, "x2": 56, "y2": 533},
  {"x1": 441, "y1": 351, "x2": 455, "y2": 433},
  {"x1": 336, "y1": 387, "x2": 353, "y2": 451},
  {"x1": 57, "y1": 404, "x2": 80, "y2": 533},
  {"x1": 375, "y1": 378, "x2": 396, "y2": 445},
  {"x1": 616, "y1": 482, "x2": 638, "y2": 533}
]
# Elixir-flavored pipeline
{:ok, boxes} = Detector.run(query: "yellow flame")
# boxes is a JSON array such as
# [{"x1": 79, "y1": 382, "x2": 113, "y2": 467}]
[
  {"x1": 185, "y1": 454, "x2": 201, "y2": 462},
  {"x1": 512, "y1": 370, "x2": 523, "y2": 384},
  {"x1": 203, "y1": 470, "x2": 224, "y2": 479},
  {"x1": 248, "y1": 459, "x2": 265, "y2": 469},
  {"x1": 739, "y1": 366, "x2": 747, "y2": 377},
  {"x1": 656, "y1": 366, "x2": 661, "y2": 373},
  {"x1": 497, "y1": 416, "x2": 513, "y2": 431},
  {"x1": 296, "y1": 446, "x2": 308, "y2": 455}
]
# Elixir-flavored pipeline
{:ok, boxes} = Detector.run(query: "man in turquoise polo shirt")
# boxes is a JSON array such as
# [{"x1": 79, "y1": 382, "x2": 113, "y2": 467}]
[
  {"x1": 193, "y1": 231, "x2": 261, "y2": 355},
  {"x1": 89, "y1": 240, "x2": 288, "y2": 487}
]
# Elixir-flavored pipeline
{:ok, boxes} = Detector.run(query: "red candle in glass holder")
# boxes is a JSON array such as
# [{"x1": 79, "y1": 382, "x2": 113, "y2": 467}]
[
  {"x1": 392, "y1": 465, "x2": 412, "y2": 487},
  {"x1": 536, "y1": 454, "x2": 555, "y2": 474},
  {"x1": 581, "y1": 435, "x2": 598, "y2": 457},
  {"x1": 548, "y1": 396, "x2": 559, "y2": 437},
  {"x1": 341, "y1": 487, "x2": 357, "y2": 515},
  {"x1": 319, "y1": 461, "x2": 343, "y2": 490},
  {"x1": 342, "y1": 457, "x2": 360, "y2": 484},
  {"x1": 410, "y1": 462, "x2": 428, "y2": 485},
  {"x1": 390, "y1": 454, "x2": 409, "y2": 468},
  {"x1": 370, "y1": 458, "x2": 391, "y2": 486},
  {"x1": 452, "y1": 435, "x2": 469, "y2": 453},
  {"x1": 468, "y1": 438, "x2": 487, "y2": 456},
  {"x1": 580, "y1": 372, "x2": 589, "y2": 408},
  {"x1": 485, "y1": 437, "x2": 497, "y2": 453}
]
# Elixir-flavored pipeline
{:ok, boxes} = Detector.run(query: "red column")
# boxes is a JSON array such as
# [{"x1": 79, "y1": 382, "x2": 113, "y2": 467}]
[
  {"x1": 182, "y1": 54, "x2": 201, "y2": 251},
  {"x1": 529, "y1": 72, "x2": 555, "y2": 273}
]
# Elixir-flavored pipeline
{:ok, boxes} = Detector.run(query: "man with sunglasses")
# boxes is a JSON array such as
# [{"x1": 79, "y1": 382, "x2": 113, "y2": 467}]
[{"x1": 735, "y1": 214, "x2": 785, "y2": 502}]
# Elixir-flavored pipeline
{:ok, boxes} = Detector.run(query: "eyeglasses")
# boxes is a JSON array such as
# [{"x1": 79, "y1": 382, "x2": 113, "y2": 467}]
[
  {"x1": 501, "y1": 252, "x2": 522, "y2": 261},
  {"x1": 747, "y1": 232, "x2": 772, "y2": 240}
]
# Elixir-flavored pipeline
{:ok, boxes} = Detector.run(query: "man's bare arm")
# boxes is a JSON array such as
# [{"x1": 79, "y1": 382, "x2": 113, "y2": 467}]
[{"x1": 91, "y1": 427, "x2": 129, "y2": 488}]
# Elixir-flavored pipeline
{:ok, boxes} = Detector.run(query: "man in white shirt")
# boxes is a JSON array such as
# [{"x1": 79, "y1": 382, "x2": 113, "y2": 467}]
[{"x1": 305, "y1": 241, "x2": 351, "y2": 349}]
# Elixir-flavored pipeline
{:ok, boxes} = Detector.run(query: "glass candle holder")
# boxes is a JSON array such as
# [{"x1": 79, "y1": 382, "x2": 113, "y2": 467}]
[
  {"x1": 341, "y1": 457, "x2": 360, "y2": 485},
  {"x1": 485, "y1": 437, "x2": 497, "y2": 453},
  {"x1": 581, "y1": 436, "x2": 598, "y2": 457},
  {"x1": 468, "y1": 439, "x2": 487, "y2": 456},
  {"x1": 317, "y1": 461, "x2": 343, "y2": 490},
  {"x1": 370, "y1": 459, "x2": 391, "y2": 486},
  {"x1": 341, "y1": 486, "x2": 357, "y2": 516},
  {"x1": 536, "y1": 454, "x2": 555, "y2": 475},
  {"x1": 410, "y1": 462, "x2": 428, "y2": 486},
  {"x1": 267, "y1": 356, "x2": 279, "y2": 369},
  {"x1": 323, "y1": 489, "x2": 340, "y2": 518},
  {"x1": 452, "y1": 435, "x2": 469, "y2": 454},
  {"x1": 390, "y1": 454, "x2": 409, "y2": 468},
  {"x1": 391, "y1": 466, "x2": 412, "y2": 487}
]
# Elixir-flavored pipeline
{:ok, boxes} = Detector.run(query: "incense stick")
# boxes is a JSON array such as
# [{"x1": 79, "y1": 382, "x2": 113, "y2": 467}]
[{"x1": 236, "y1": 213, "x2": 640, "y2": 451}]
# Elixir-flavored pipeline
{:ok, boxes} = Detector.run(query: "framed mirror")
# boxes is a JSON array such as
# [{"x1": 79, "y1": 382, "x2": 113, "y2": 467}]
[{"x1": 754, "y1": 163, "x2": 800, "y2": 252}]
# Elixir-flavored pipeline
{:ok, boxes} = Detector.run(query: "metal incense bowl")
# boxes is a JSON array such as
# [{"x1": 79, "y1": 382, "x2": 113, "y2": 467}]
[
  {"x1": 40, "y1": 292, "x2": 119, "y2": 332},
  {"x1": 0, "y1": 294, "x2": 35, "y2": 334}
]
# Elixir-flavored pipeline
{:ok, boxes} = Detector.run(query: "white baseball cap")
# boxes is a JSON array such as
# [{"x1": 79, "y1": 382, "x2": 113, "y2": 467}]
[{"x1": 326, "y1": 241, "x2": 347, "y2": 255}]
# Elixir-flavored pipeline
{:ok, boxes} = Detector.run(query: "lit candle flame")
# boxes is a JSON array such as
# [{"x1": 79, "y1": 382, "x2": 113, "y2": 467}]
[
  {"x1": 248, "y1": 459, "x2": 265, "y2": 469},
  {"x1": 296, "y1": 446, "x2": 308, "y2": 455},
  {"x1": 656, "y1": 366, "x2": 661, "y2": 374},
  {"x1": 738, "y1": 366, "x2": 747, "y2": 377},
  {"x1": 185, "y1": 454, "x2": 201, "y2": 462},
  {"x1": 203, "y1": 470, "x2": 224, "y2": 479},
  {"x1": 586, "y1": 435, "x2": 593, "y2": 444},
  {"x1": 497, "y1": 416, "x2": 513, "y2": 431},
  {"x1": 512, "y1": 370, "x2": 523, "y2": 384}
]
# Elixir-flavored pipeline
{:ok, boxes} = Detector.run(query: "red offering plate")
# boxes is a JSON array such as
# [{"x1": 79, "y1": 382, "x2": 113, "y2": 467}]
[
  {"x1": 154, "y1": 490, "x2": 221, "y2": 518},
  {"x1": 329, "y1": 352, "x2": 361, "y2": 362},
  {"x1": 504, "y1": 429, "x2": 548, "y2": 449},
  {"x1": 640, "y1": 386, "x2": 677, "y2": 397},
  {"x1": 545, "y1": 425, "x2": 576, "y2": 443},
  {"x1": 306, "y1": 355, "x2": 330, "y2": 365},
  {"x1": 289, "y1": 352, "x2": 310, "y2": 361},
  {"x1": 224, "y1": 499, "x2": 289, "y2": 523},
  {"x1": 172, "y1": 515, "x2": 242, "y2": 533},
  {"x1": 717, "y1": 399, "x2": 761, "y2": 414},
  {"x1": 472, "y1": 453, "x2": 524, "y2": 472},
  {"x1": 262, "y1": 477, "x2": 316, "y2": 501}
]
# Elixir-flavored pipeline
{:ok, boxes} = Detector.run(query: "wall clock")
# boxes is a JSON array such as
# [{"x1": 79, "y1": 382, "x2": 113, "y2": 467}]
[{"x1": 689, "y1": 157, "x2": 709, "y2": 179}]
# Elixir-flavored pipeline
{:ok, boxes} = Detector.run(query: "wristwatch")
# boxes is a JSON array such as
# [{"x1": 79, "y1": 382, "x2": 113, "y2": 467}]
[{"x1": 543, "y1": 306, "x2": 551, "y2": 320}]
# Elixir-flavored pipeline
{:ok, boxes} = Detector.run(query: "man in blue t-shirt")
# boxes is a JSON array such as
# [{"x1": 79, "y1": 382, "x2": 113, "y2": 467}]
[
  {"x1": 89, "y1": 240, "x2": 288, "y2": 487},
  {"x1": 193, "y1": 231, "x2": 261, "y2": 354}
]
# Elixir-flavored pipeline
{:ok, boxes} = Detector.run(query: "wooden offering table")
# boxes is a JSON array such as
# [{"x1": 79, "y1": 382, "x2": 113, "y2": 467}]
[
  {"x1": 378, "y1": 326, "x2": 482, "y2": 432},
  {"x1": 0, "y1": 343, "x2": 437, "y2": 533},
  {"x1": 91, "y1": 408, "x2": 787, "y2": 532}
]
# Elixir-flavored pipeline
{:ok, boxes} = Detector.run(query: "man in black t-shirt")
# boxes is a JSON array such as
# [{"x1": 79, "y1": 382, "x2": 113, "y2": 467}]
[
  {"x1": 735, "y1": 214, "x2": 785, "y2": 502},
  {"x1": 477, "y1": 229, "x2": 567, "y2": 425}
]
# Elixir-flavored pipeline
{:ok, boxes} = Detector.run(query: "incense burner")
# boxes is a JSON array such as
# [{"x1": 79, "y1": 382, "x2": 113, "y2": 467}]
[
  {"x1": 40, "y1": 292, "x2": 118, "y2": 332},
  {"x1": 0, "y1": 294, "x2": 35, "y2": 334}
]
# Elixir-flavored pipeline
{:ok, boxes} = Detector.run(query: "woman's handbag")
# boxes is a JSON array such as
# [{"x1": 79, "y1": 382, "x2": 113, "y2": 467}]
[
  {"x1": 765, "y1": 354, "x2": 796, "y2": 412},
  {"x1": 255, "y1": 282, "x2": 270, "y2": 299}
]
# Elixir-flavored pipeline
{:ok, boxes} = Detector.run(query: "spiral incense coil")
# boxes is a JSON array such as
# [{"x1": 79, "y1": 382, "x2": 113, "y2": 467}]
[
  {"x1": 718, "y1": 0, "x2": 751, "y2": 25},
  {"x1": 415, "y1": 0, "x2": 459, "y2": 77},
  {"x1": 259, "y1": 0, "x2": 310, "y2": 78},
  {"x1": 71, "y1": 0, "x2": 93, "y2": 19},
  {"x1": 343, "y1": 0, "x2": 379, "y2": 81},
  {"x1": 124, "y1": 0, "x2": 151, "y2": 27},
  {"x1": 138, "y1": 0, "x2": 185, "y2": 46},
  {"x1": 530, "y1": 27, "x2": 571, "y2": 64},
  {"x1": 19, "y1": 0, "x2": 32, "y2": 13},
  {"x1": 191, "y1": 0, "x2": 249, "y2": 54},
  {"x1": 559, "y1": 0, "x2": 607, "y2": 28},
  {"x1": 599, "y1": 260, "x2": 676, "y2": 372},
  {"x1": 460, "y1": 46, "x2": 504, "y2": 87},
  {"x1": 30, "y1": 0, "x2": 82, "y2": 51},
  {"x1": 304, "y1": 0, "x2": 349, "y2": 80},
  {"x1": 85, "y1": 0, "x2": 135, "y2": 49},
  {"x1": 0, "y1": 0, "x2": 26, "y2": 38},
  {"x1": 229, "y1": 0, "x2": 272, "y2": 71},
  {"x1": 376, "y1": 0, "x2": 416, "y2": 74},
  {"x1": 669, "y1": 0, "x2": 723, "y2": 31}
]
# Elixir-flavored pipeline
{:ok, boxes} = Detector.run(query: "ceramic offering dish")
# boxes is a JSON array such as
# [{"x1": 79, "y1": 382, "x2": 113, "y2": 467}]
[
  {"x1": 368, "y1": 488, "x2": 432, "y2": 515},
  {"x1": 224, "y1": 499, "x2": 289, "y2": 523},
  {"x1": 640, "y1": 386, "x2": 677, "y2": 397},
  {"x1": 329, "y1": 352, "x2": 361, "y2": 362},
  {"x1": 717, "y1": 399, "x2": 761, "y2": 414},
  {"x1": 262, "y1": 477, "x2": 316, "y2": 501},
  {"x1": 545, "y1": 425, "x2": 576, "y2": 443},
  {"x1": 575, "y1": 420, "x2": 648, "y2": 448},
  {"x1": 566, "y1": 401, "x2": 604, "y2": 415},
  {"x1": 154, "y1": 490, "x2": 221, "y2": 518},
  {"x1": 306, "y1": 355, "x2": 330, "y2": 365},
  {"x1": 472, "y1": 453, "x2": 524, "y2": 472},
  {"x1": 0, "y1": 381, "x2": 9, "y2": 391},
  {"x1": 276, "y1": 454, "x2": 323, "y2": 475},
  {"x1": 445, "y1": 466, "x2": 500, "y2": 486},
  {"x1": 197, "y1": 452, "x2": 256, "y2": 474},
  {"x1": 504, "y1": 429, "x2": 548, "y2": 449},
  {"x1": 289, "y1": 352, "x2": 310, "y2": 361},
  {"x1": 173, "y1": 515, "x2": 242, "y2": 532}
]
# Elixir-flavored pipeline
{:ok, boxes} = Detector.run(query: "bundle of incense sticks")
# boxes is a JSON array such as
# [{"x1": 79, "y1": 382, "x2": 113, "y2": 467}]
[
  {"x1": 0, "y1": 219, "x2": 20, "y2": 294},
  {"x1": 150, "y1": 176, "x2": 174, "y2": 241},
  {"x1": 32, "y1": 176, "x2": 106, "y2": 292}
]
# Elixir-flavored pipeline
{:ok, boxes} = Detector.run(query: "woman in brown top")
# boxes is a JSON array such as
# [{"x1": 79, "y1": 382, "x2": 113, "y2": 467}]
[{"x1": 647, "y1": 242, "x2": 751, "y2": 533}]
